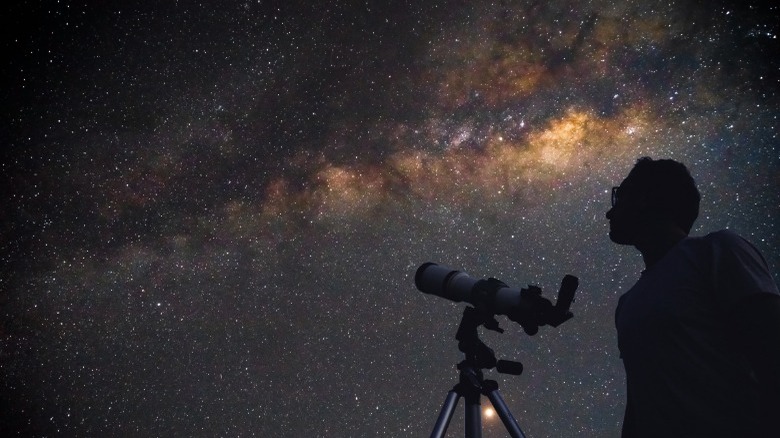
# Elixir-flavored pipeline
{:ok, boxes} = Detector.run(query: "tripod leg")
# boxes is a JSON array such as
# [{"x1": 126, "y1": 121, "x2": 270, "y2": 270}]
[
  {"x1": 485, "y1": 386, "x2": 526, "y2": 438},
  {"x1": 464, "y1": 391, "x2": 482, "y2": 438},
  {"x1": 430, "y1": 390, "x2": 460, "y2": 438}
]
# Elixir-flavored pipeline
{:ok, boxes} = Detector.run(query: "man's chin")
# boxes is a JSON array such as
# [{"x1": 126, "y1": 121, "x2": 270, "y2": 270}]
[{"x1": 609, "y1": 229, "x2": 633, "y2": 245}]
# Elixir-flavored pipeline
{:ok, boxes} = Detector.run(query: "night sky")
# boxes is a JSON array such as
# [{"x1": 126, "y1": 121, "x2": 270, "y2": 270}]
[{"x1": 2, "y1": 1, "x2": 778, "y2": 436}]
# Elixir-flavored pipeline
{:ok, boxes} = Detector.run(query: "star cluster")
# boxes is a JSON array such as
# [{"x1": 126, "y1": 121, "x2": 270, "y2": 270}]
[{"x1": 2, "y1": 1, "x2": 778, "y2": 436}]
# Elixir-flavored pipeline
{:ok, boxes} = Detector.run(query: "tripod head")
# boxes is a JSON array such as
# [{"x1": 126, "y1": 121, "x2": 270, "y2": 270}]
[{"x1": 456, "y1": 306, "x2": 524, "y2": 376}]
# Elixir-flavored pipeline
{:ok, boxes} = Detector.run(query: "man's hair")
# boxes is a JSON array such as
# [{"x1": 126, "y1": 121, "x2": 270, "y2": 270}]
[{"x1": 625, "y1": 157, "x2": 701, "y2": 234}]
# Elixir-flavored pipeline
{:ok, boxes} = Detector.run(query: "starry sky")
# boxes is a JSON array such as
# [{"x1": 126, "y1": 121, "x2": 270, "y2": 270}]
[{"x1": 2, "y1": 1, "x2": 778, "y2": 436}]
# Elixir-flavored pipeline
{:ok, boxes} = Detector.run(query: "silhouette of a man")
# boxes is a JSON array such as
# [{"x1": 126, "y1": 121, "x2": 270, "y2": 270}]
[{"x1": 607, "y1": 157, "x2": 780, "y2": 437}]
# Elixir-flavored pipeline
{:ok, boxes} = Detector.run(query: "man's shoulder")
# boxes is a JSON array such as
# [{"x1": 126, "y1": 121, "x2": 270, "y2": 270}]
[
  {"x1": 702, "y1": 228, "x2": 742, "y2": 241},
  {"x1": 699, "y1": 229, "x2": 753, "y2": 250},
  {"x1": 681, "y1": 229, "x2": 764, "y2": 267},
  {"x1": 700, "y1": 229, "x2": 775, "y2": 277},
  {"x1": 675, "y1": 230, "x2": 735, "y2": 253}
]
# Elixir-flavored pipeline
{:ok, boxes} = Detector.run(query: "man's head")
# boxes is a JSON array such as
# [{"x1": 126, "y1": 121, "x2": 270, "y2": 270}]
[{"x1": 606, "y1": 157, "x2": 700, "y2": 245}]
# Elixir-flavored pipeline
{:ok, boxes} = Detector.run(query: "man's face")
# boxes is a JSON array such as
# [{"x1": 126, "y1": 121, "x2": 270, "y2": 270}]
[{"x1": 606, "y1": 179, "x2": 647, "y2": 245}]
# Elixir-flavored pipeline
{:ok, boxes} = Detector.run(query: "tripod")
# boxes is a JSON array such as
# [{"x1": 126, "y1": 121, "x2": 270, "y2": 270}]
[{"x1": 430, "y1": 306, "x2": 527, "y2": 438}]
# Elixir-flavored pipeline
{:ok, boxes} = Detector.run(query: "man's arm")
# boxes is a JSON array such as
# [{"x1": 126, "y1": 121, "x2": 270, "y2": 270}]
[{"x1": 732, "y1": 293, "x2": 780, "y2": 434}]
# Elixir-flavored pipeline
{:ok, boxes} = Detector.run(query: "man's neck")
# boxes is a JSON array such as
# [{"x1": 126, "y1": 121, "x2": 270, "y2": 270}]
[{"x1": 636, "y1": 227, "x2": 688, "y2": 269}]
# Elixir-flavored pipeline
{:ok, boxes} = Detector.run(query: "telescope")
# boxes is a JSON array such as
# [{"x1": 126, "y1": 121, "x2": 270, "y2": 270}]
[
  {"x1": 415, "y1": 263, "x2": 579, "y2": 437},
  {"x1": 415, "y1": 262, "x2": 577, "y2": 334}
]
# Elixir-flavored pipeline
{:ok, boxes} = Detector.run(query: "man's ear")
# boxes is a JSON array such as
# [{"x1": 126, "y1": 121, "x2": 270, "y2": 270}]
[
  {"x1": 634, "y1": 198, "x2": 667, "y2": 223},
  {"x1": 639, "y1": 204, "x2": 680, "y2": 231}
]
